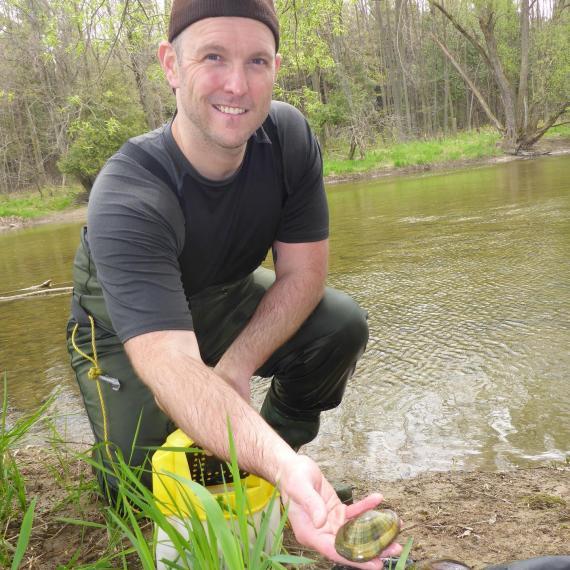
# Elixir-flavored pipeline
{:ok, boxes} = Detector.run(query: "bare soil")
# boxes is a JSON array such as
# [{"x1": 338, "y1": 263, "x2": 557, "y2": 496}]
[
  {"x1": 9, "y1": 446, "x2": 570, "y2": 569},
  {"x1": 300, "y1": 464, "x2": 570, "y2": 569}
]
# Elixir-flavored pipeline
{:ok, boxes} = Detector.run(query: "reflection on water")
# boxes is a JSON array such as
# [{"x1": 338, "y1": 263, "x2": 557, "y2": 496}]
[{"x1": 2, "y1": 156, "x2": 570, "y2": 477}]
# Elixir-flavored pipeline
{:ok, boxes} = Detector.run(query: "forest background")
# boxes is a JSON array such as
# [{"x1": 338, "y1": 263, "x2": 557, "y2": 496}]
[{"x1": 0, "y1": 0, "x2": 568, "y2": 197}]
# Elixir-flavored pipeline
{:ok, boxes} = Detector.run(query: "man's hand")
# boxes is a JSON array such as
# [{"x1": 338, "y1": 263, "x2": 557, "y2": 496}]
[{"x1": 278, "y1": 455, "x2": 402, "y2": 569}]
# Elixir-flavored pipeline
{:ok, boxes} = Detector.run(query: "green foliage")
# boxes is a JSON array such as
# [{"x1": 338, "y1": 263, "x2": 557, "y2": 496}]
[
  {"x1": 276, "y1": 0, "x2": 342, "y2": 76},
  {"x1": 531, "y1": 16, "x2": 570, "y2": 105},
  {"x1": 10, "y1": 498, "x2": 36, "y2": 570},
  {"x1": 73, "y1": 430, "x2": 312, "y2": 569},
  {"x1": 0, "y1": 387, "x2": 417, "y2": 568},
  {"x1": 546, "y1": 123, "x2": 570, "y2": 138},
  {"x1": 58, "y1": 87, "x2": 146, "y2": 191},
  {"x1": 307, "y1": 90, "x2": 350, "y2": 131},
  {"x1": 2, "y1": 0, "x2": 568, "y2": 194},
  {"x1": 275, "y1": 0, "x2": 344, "y2": 118},
  {"x1": 58, "y1": 118, "x2": 139, "y2": 190}
]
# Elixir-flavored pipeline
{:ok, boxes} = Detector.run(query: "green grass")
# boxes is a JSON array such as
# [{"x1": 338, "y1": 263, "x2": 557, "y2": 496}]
[
  {"x1": 545, "y1": 122, "x2": 570, "y2": 138},
  {"x1": 0, "y1": 184, "x2": 84, "y2": 219},
  {"x1": 323, "y1": 129, "x2": 503, "y2": 177}
]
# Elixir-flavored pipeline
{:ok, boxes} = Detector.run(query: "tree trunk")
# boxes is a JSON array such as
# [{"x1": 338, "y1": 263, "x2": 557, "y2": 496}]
[
  {"x1": 24, "y1": 100, "x2": 47, "y2": 189},
  {"x1": 430, "y1": 34, "x2": 504, "y2": 134},
  {"x1": 375, "y1": 0, "x2": 404, "y2": 138},
  {"x1": 516, "y1": 0, "x2": 530, "y2": 134},
  {"x1": 477, "y1": 9, "x2": 517, "y2": 149}
]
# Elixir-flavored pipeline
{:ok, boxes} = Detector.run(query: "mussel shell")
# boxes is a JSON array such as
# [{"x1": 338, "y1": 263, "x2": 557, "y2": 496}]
[{"x1": 334, "y1": 509, "x2": 401, "y2": 562}]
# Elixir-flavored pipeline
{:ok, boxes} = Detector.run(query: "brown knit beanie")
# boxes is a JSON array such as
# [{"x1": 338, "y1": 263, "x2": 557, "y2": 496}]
[{"x1": 168, "y1": 0, "x2": 279, "y2": 51}]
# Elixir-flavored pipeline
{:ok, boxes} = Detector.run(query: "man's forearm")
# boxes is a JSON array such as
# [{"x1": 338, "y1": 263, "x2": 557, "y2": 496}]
[
  {"x1": 125, "y1": 331, "x2": 297, "y2": 484},
  {"x1": 215, "y1": 266, "x2": 325, "y2": 385}
]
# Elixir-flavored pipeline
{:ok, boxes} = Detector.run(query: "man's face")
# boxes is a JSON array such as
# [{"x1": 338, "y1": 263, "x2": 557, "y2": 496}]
[{"x1": 169, "y1": 17, "x2": 280, "y2": 153}]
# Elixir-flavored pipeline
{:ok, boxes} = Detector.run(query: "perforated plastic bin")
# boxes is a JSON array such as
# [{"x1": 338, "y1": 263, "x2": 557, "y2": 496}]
[{"x1": 152, "y1": 429, "x2": 281, "y2": 569}]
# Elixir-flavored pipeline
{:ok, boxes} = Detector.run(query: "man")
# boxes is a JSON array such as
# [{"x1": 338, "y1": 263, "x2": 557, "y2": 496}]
[{"x1": 67, "y1": 1, "x2": 401, "y2": 567}]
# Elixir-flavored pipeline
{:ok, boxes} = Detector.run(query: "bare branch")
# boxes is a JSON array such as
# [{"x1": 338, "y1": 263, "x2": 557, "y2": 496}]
[
  {"x1": 428, "y1": 0, "x2": 493, "y2": 70},
  {"x1": 98, "y1": 0, "x2": 131, "y2": 81},
  {"x1": 430, "y1": 33, "x2": 504, "y2": 134},
  {"x1": 520, "y1": 102, "x2": 570, "y2": 148}
]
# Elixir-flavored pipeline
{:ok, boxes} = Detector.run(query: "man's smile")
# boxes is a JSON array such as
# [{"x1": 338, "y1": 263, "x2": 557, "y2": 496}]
[{"x1": 213, "y1": 104, "x2": 247, "y2": 115}]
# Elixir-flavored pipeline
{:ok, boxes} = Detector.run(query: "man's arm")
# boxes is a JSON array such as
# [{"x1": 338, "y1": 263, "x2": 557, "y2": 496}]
[
  {"x1": 124, "y1": 329, "x2": 401, "y2": 569},
  {"x1": 214, "y1": 238, "x2": 329, "y2": 399},
  {"x1": 124, "y1": 329, "x2": 297, "y2": 483}
]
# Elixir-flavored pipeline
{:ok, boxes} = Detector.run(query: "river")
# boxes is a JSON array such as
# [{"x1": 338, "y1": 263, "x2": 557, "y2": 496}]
[{"x1": 1, "y1": 155, "x2": 569, "y2": 484}]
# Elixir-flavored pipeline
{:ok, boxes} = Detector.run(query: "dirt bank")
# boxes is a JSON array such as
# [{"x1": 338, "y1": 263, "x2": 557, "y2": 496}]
[
  {"x1": 10, "y1": 446, "x2": 570, "y2": 569},
  {"x1": 2, "y1": 137, "x2": 569, "y2": 234},
  {"x1": 303, "y1": 463, "x2": 570, "y2": 569}
]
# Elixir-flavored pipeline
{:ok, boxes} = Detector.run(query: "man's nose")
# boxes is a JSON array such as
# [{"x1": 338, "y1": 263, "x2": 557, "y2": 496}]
[{"x1": 224, "y1": 65, "x2": 248, "y2": 96}]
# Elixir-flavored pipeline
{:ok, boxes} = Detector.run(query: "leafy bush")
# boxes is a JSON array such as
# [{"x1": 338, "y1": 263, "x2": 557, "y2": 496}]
[
  {"x1": 58, "y1": 86, "x2": 147, "y2": 192},
  {"x1": 58, "y1": 116, "x2": 144, "y2": 193}
]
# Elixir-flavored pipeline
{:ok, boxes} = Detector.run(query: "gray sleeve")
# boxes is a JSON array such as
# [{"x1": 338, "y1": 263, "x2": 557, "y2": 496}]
[
  {"x1": 87, "y1": 154, "x2": 192, "y2": 343},
  {"x1": 271, "y1": 101, "x2": 329, "y2": 243}
]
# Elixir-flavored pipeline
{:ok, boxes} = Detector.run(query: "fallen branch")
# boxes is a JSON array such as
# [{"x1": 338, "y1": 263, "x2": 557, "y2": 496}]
[
  {"x1": 20, "y1": 279, "x2": 53, "y2": 291},
  {"x1": 0, "y1": 279, "x2": 53, "y2": 296},
  {"x1": 0, "y1": 287, "x2": 72, "y2": 303}
]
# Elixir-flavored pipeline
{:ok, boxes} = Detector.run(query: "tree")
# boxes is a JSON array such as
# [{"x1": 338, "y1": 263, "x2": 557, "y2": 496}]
[
  {"x1": 57, "y1": 87, "x2": 147, "y2": 192},
  {"x1": 428, "y1": 0, "x2": 569, "y2": 153}
]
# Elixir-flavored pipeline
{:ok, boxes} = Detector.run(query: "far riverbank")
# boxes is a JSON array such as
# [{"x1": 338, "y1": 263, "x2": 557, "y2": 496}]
[{"x1": 1, "y1": 134, "x2": 569, "y2": 234}]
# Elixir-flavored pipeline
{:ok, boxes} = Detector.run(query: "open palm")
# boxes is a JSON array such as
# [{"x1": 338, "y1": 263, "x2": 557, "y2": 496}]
[{"x1": 280, "y1": 455, "x2": 402, "y2": 569}]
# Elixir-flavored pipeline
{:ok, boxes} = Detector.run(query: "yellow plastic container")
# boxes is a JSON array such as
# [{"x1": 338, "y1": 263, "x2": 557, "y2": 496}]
[{"x1": 152, "y1": 429, "x2": 281, "y2": 569}]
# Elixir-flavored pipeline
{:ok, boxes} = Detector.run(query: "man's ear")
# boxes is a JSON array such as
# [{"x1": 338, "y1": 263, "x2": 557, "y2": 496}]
[
  {"x1": 158, "y1": 41, "x2": 180, "y2": 90},
  {"x1": 275, "y1": 53, "x2": 282, "y2": 76}
]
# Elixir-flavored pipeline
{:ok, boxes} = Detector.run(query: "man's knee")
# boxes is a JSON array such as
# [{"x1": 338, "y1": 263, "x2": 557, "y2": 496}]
[{"x1": 321, "y1": 289, "x2": 369, "y2": 357}]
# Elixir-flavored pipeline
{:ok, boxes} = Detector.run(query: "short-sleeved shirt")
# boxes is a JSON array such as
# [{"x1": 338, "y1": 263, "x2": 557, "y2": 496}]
[{"x1": 83, "y1": 101, "x2": 328, "y2": 343}]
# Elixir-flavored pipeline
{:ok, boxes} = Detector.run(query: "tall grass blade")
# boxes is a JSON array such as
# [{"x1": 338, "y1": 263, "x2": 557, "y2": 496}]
[
  {"x1": 394, "y1": 537, "x2": 414, "y2": 570},
  {"x1": 107, "y1": 507, "x2": 155, "y2": 570},
  {"x1": 10, "y1": 497, "x2": 36, "y2": 570},
  {"x1": 1, "y1": 373, "x2": 7, "y2": 437}
]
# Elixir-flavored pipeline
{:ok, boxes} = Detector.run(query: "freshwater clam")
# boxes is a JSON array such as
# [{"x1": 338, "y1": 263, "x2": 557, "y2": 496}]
[{"x1": 334, "y1": 509, "x2": 401, "y2": 562}]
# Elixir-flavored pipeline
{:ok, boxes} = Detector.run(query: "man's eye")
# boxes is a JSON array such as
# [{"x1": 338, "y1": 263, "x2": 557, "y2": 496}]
[
  {"x1": 206, "y1": 54, "x2": 221, "y2": 62},
  {"x1": 251, "y1": 58, "x2": 267, "y2": 65}
]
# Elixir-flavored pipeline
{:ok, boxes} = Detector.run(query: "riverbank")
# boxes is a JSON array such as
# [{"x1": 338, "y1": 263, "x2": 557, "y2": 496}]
[
  {"x1": 324, "y1": 135, "x2": 570, "y2": 186},
  {"x1": 9, "y1": 444, "x2": 570, "y2": 569},
  {"x1": 1, "y1": 133, "x2": 569, "y2": 234}
]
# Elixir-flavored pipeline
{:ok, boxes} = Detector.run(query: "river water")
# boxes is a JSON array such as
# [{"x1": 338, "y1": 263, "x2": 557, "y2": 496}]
[{"x1": 1, "y1": 155, "x2": 569, "y2": 484}]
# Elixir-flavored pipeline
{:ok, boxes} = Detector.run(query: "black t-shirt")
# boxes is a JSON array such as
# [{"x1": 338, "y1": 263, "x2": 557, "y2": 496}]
[{"x1": 84, "y1": 101, "x2": 328, "y2": 343}]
